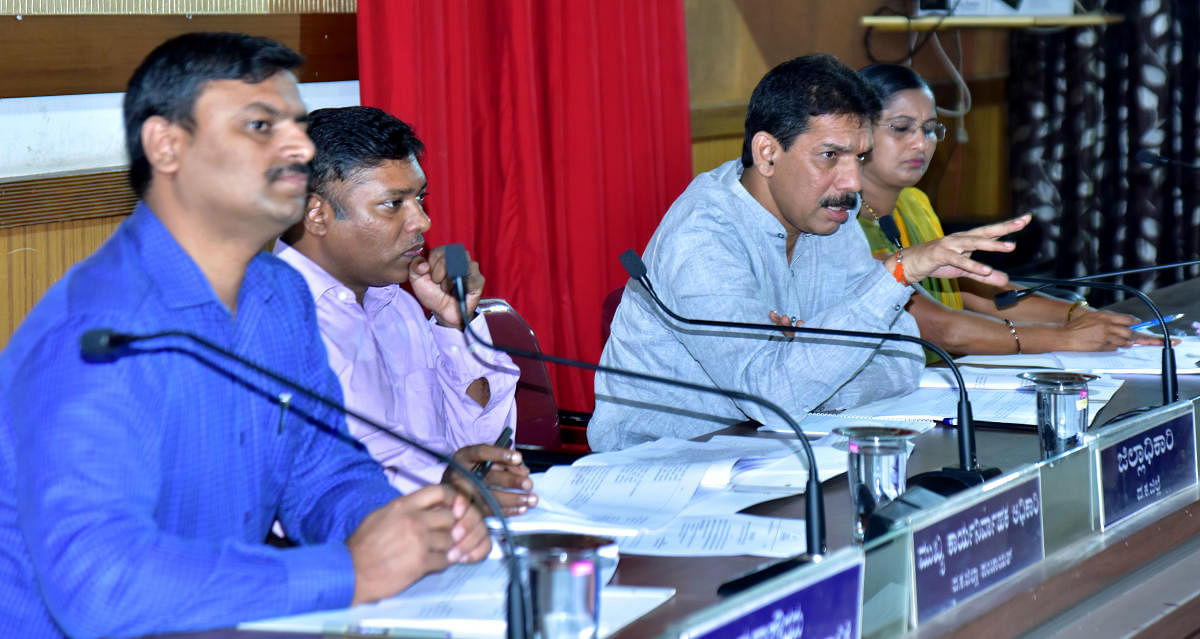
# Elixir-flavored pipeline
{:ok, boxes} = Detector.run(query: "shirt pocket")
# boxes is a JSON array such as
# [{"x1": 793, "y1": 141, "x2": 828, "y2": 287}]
[{"x1": 396, "y1": 367, "x2": 450, "y2": 442}]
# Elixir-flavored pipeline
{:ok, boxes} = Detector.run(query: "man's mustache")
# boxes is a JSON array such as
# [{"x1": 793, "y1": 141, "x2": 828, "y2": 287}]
[
  {"x1": 265, "y1": 163, "x2": 312, "y2": 182},
  {"x1": 819, "y1": 194, "x2": 858, "y2": 210}
]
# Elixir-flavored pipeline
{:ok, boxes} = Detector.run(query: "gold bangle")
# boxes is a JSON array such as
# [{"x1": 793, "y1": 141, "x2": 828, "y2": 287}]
[
  {"x1": 1004, "y1": 319, "x2": 1022, "y2": 354},
  {"x1": 1067, "y1": 300, "x2": 1089, "y2": 322}
]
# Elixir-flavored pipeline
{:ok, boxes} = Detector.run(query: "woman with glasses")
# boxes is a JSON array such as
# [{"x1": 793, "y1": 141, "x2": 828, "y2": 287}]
[{"x1": 856, "y1": 63, "x2": 1158, "y2": 355}]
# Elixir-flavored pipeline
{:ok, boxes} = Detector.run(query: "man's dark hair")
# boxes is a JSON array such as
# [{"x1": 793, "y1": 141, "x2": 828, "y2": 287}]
[
  {"x1": 741, "y1": 54, "x2": 882, "y2": 168},
  {"x1": 123, "y1": 32, "x2": 305, "y2": 198},
  {"x1": 858, "y1": 63, "x2": 933, "y2": 105},
  {"x1": 307, "y1": 106, "x2": 426, "y2": 219}
]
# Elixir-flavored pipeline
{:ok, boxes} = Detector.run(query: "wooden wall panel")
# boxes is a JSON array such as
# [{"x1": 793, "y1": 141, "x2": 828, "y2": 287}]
[
  {"x1": 297, "y1": 12, "x2": 358, "y2": 83},
  {"x1": 922, "y1": 77, "x2": 1010, "y2": 221},
  {"x1": 0, "y1": 170, "x2": 135, "y2": 228},
  {"x1": 0, "y1": 3, "x2": 1015, "y2": 347},
  {"x1": 2, "y1": 214, "x2": 126, "y2": 347},
  {"x1": 0, "y1": 12, "x2": 356, "y2": 346},
  {"x1": 691, "y1": 136, "x2": 742, "y2": 176},
  {"x1": 0, "y1": 13, "x2": 357, "y2": 98},
  {"x1": 684, "y1": 0, "x2": 1012, "y2": 222},
  {"x1": 685, "y1": 0, "x2": 1008, "y2": 111}
]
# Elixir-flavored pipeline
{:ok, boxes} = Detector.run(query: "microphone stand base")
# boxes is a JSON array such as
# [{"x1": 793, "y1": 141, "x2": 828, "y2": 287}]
[
  {"x1": 907, "y1": 465, "x2": 1002, "y2": 497},
  {"x1": 863, "y1": 465, "x2": 1002, "y2": 543},
  {"x1": 716, "y1": 553, "x2": 816, "y2": 596},
  {"x1": 865, "y1": 485, "x2": 946, "y2": 542}
]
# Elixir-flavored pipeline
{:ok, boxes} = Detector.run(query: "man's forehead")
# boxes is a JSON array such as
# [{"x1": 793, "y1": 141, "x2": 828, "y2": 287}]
[
  {"x1": 797, "y1": 113, "x2": 872, "y2": 151},
  {"x1": 804, "y1": 113, "x2": 871, "y2": 136},
  {"x1": 343, "y1": 156, "x2": 426, "y2": 192},
  {"x1": 194, "y1": 72, "x2": 306, "y2": 116}
]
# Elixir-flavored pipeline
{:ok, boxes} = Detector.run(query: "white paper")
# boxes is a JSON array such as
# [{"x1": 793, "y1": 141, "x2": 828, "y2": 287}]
[
  {"x1": 679, "y1": 486, "x2": 805, "y2": 516},
  {"x1": 570, "y1": 437, "x2": 753, "y2": 489},
  {"x1": 759, "y1": 411, "x2": 936, "y2": 437},
  {"x1": 239, "y1": 554, "x2": 674, "y2": 638},
  {"x1": 511, "y1": 437, "x2": 834, "y2": 538},
  {"x1": 833, "y1": 381, "x2": 1120, "y2": 427},
  {"x1": 532, "y1": 460, "x2": 708, "y2": 530},
  {"x1": 1054, "y1": 339, "x2": 1200, "y2": 374},
  {"x1": 618, "y1": 514, "x2": 808, "y2": 558},
  {"x1": 957, "y1": 337, "x2": 1200, "y2": 374},
  {"x1": 571, "y1": 436, "x2": 774, "y2": 466},
  {"x1": 499, "y1": 437, "x2": 841, "y2": 559},
  {"x1": 728, "y1": 442, "x2": 848, "y2": 488},
  {"x1": 921, "y1": 366, "x2": 1044, "y2": 390},
  {"x1": 922, "y1": 367, "x2": 1122, "y2": 400},
  {"x1": 499, "y1": 503, "x2": 642, "y2": 538}
]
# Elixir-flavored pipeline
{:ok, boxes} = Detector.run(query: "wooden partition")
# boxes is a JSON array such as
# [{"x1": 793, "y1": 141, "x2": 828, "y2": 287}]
[
  {"x1": 684, "y1": 0, "x2": 1012, "y2": 220},
  {"x1": 2, "y1": 214, "x2": 126, "y2": 343},
  {"x1": 0, "y1": 11, "x2": 357, "y2": 348},
  {"x1": 0, "y1": 3, "x2": 1014, "y2": 348}
]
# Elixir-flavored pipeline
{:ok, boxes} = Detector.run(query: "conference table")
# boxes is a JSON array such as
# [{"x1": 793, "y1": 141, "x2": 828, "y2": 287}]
[{"x1": 152, "y1": 277, "x2": 1200, "y2": 639}]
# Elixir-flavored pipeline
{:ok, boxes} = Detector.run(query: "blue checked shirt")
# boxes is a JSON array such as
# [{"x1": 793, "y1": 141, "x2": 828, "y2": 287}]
[{"x1": 0, "y1": 203, "x2": 399, "y2": 638}]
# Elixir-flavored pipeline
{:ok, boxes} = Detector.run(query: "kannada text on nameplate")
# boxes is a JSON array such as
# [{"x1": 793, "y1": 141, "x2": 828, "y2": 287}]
[
  {"x1": 695, "y1": 562, "x2": 862, "y2": 639},
  {"x1": 912, "y1": 476, "x2": 1044, "y2": 623},
  {"x1": 1099, "y1": 412, "x2": 1197, "y2": 529}
]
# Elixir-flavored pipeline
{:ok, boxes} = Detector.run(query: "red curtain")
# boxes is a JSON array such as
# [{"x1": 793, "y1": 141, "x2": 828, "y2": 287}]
[{"x1": 357, "y1": 1, "x2": 693, "y2": 411}]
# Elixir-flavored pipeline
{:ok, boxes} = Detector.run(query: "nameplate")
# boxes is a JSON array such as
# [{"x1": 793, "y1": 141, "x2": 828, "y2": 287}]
[
  {"x1": 912, "y1": 476, "x2": 1044, "y2": 623},
  {"x1": 678, "y1": 557, "x2": 863, "y2": 639},
  {"x1": 1097, "y1": 411, "x2": 1197, "y2": 530}
]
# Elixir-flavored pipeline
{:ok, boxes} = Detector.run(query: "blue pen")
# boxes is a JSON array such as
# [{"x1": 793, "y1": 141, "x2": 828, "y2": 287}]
[{"x1": 1130, "y1": 313, "x2": 1184, "y2": 331}]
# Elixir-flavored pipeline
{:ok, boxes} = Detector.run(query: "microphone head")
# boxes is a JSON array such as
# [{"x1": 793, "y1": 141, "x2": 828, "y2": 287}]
[
  {"x1": 443, "y1": 243, "x2": 470, "y2": 281},
  {"x1": 80, "y1": 329, "x2": 120, "y2": 361},
  {"x1": 1136, "y1": 149, "x2": 1168, "y2": 166},
  {"x1": 993, "y1": 290, "x2": 1023, "y2": 309},
  {"x1": 619, "y1": 249, "x2": 647, "y2": 280}
]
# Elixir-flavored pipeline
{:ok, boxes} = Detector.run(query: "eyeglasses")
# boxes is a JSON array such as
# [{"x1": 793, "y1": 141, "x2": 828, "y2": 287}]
[{"x1": 881, "y1": 119, "x2": 947, "y2": 142}]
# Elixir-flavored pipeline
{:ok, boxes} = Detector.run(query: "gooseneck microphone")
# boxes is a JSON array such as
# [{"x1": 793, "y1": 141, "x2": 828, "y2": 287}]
[
  {"x1": 618, "y1": 250, "x2": 1000, "y2": 494},
  {"x1": 1136, "y1": 149, "x2": 1200, "y2": 170},
  {"x1": 440, "y1": 244, "x2": 826, "y2": 595},
  {"x1": 993, "y1": 259, "x2": 1200, "y2": 308},
  {"x1": 995, "y1": 275, "x2": 1180, "y2": 405},
  {"x1": 79, "y1": 328, "x2": 531, "y2": 639}
]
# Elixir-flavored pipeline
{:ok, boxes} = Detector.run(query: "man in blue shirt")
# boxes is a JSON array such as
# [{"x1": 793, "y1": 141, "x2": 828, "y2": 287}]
[{"x1": 0, "y1": 33, "x2": 490, "y2": 639}]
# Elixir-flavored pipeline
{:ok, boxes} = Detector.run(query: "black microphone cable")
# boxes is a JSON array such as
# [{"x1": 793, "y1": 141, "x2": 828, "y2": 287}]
[
  {"x1": 439, "y1": 244, "x2": 827, "y2": 595},
  {"x1": 993, "y1": 259, "x2": 1200, "y2": 308},
  {"x1": 996, "y1": 276, "x2": 1180, "y2": 406},
  {"x1": 80, "y1": 327, "x2": 532, "y2": 639},
  {"x1": 618, "y1": 249, "x2": 1000, "y2": 494}
]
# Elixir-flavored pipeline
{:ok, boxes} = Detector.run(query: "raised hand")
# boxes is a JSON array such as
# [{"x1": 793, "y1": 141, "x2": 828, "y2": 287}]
[
  {"x1": 408, "y1": 245, "x2": 486, "y2": 329},
  {"x1": 892, "y1": 215, "x2": 1031, "y2": 287}
]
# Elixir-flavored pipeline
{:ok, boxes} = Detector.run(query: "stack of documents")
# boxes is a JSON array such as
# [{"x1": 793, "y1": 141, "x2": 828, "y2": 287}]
[
  {"x1": 239, "y1": 556, "x2": 675, "y2": 638},
  {"x1": 756, "y1": 367, "x2": 1125, "y2": 430},
  {"x1": 242, "y1": 436, "x2": 859, "y2": 637},
  {"x1": 506, "y1": 436, "x2": 846, "y2": 558},
  {"x1": 840, "y1": 367, "x2": 1122, "y2": 427},
  {"x1": 957, "y1": 336, "x2": 1200, "y2": 374},
  {"x1": 766, "y1": 412, "x2": 935, "y2": 437}
]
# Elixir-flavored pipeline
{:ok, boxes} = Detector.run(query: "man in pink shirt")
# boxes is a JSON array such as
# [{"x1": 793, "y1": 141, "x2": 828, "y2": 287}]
[{"x1": 275, "y1": 106, "x2": 535, "y2": 515}]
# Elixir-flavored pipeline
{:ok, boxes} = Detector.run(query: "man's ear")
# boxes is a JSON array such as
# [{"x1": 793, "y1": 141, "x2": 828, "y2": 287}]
[
  {"x1": 749, "y1": 131, "x2": 779, "y2": 177},
  {"x1": 303, "y1": 193, "x2": 332, "y2": 237},
  {"x1": 141, "y1": 116, "x2": 184, "y2": 176}
]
